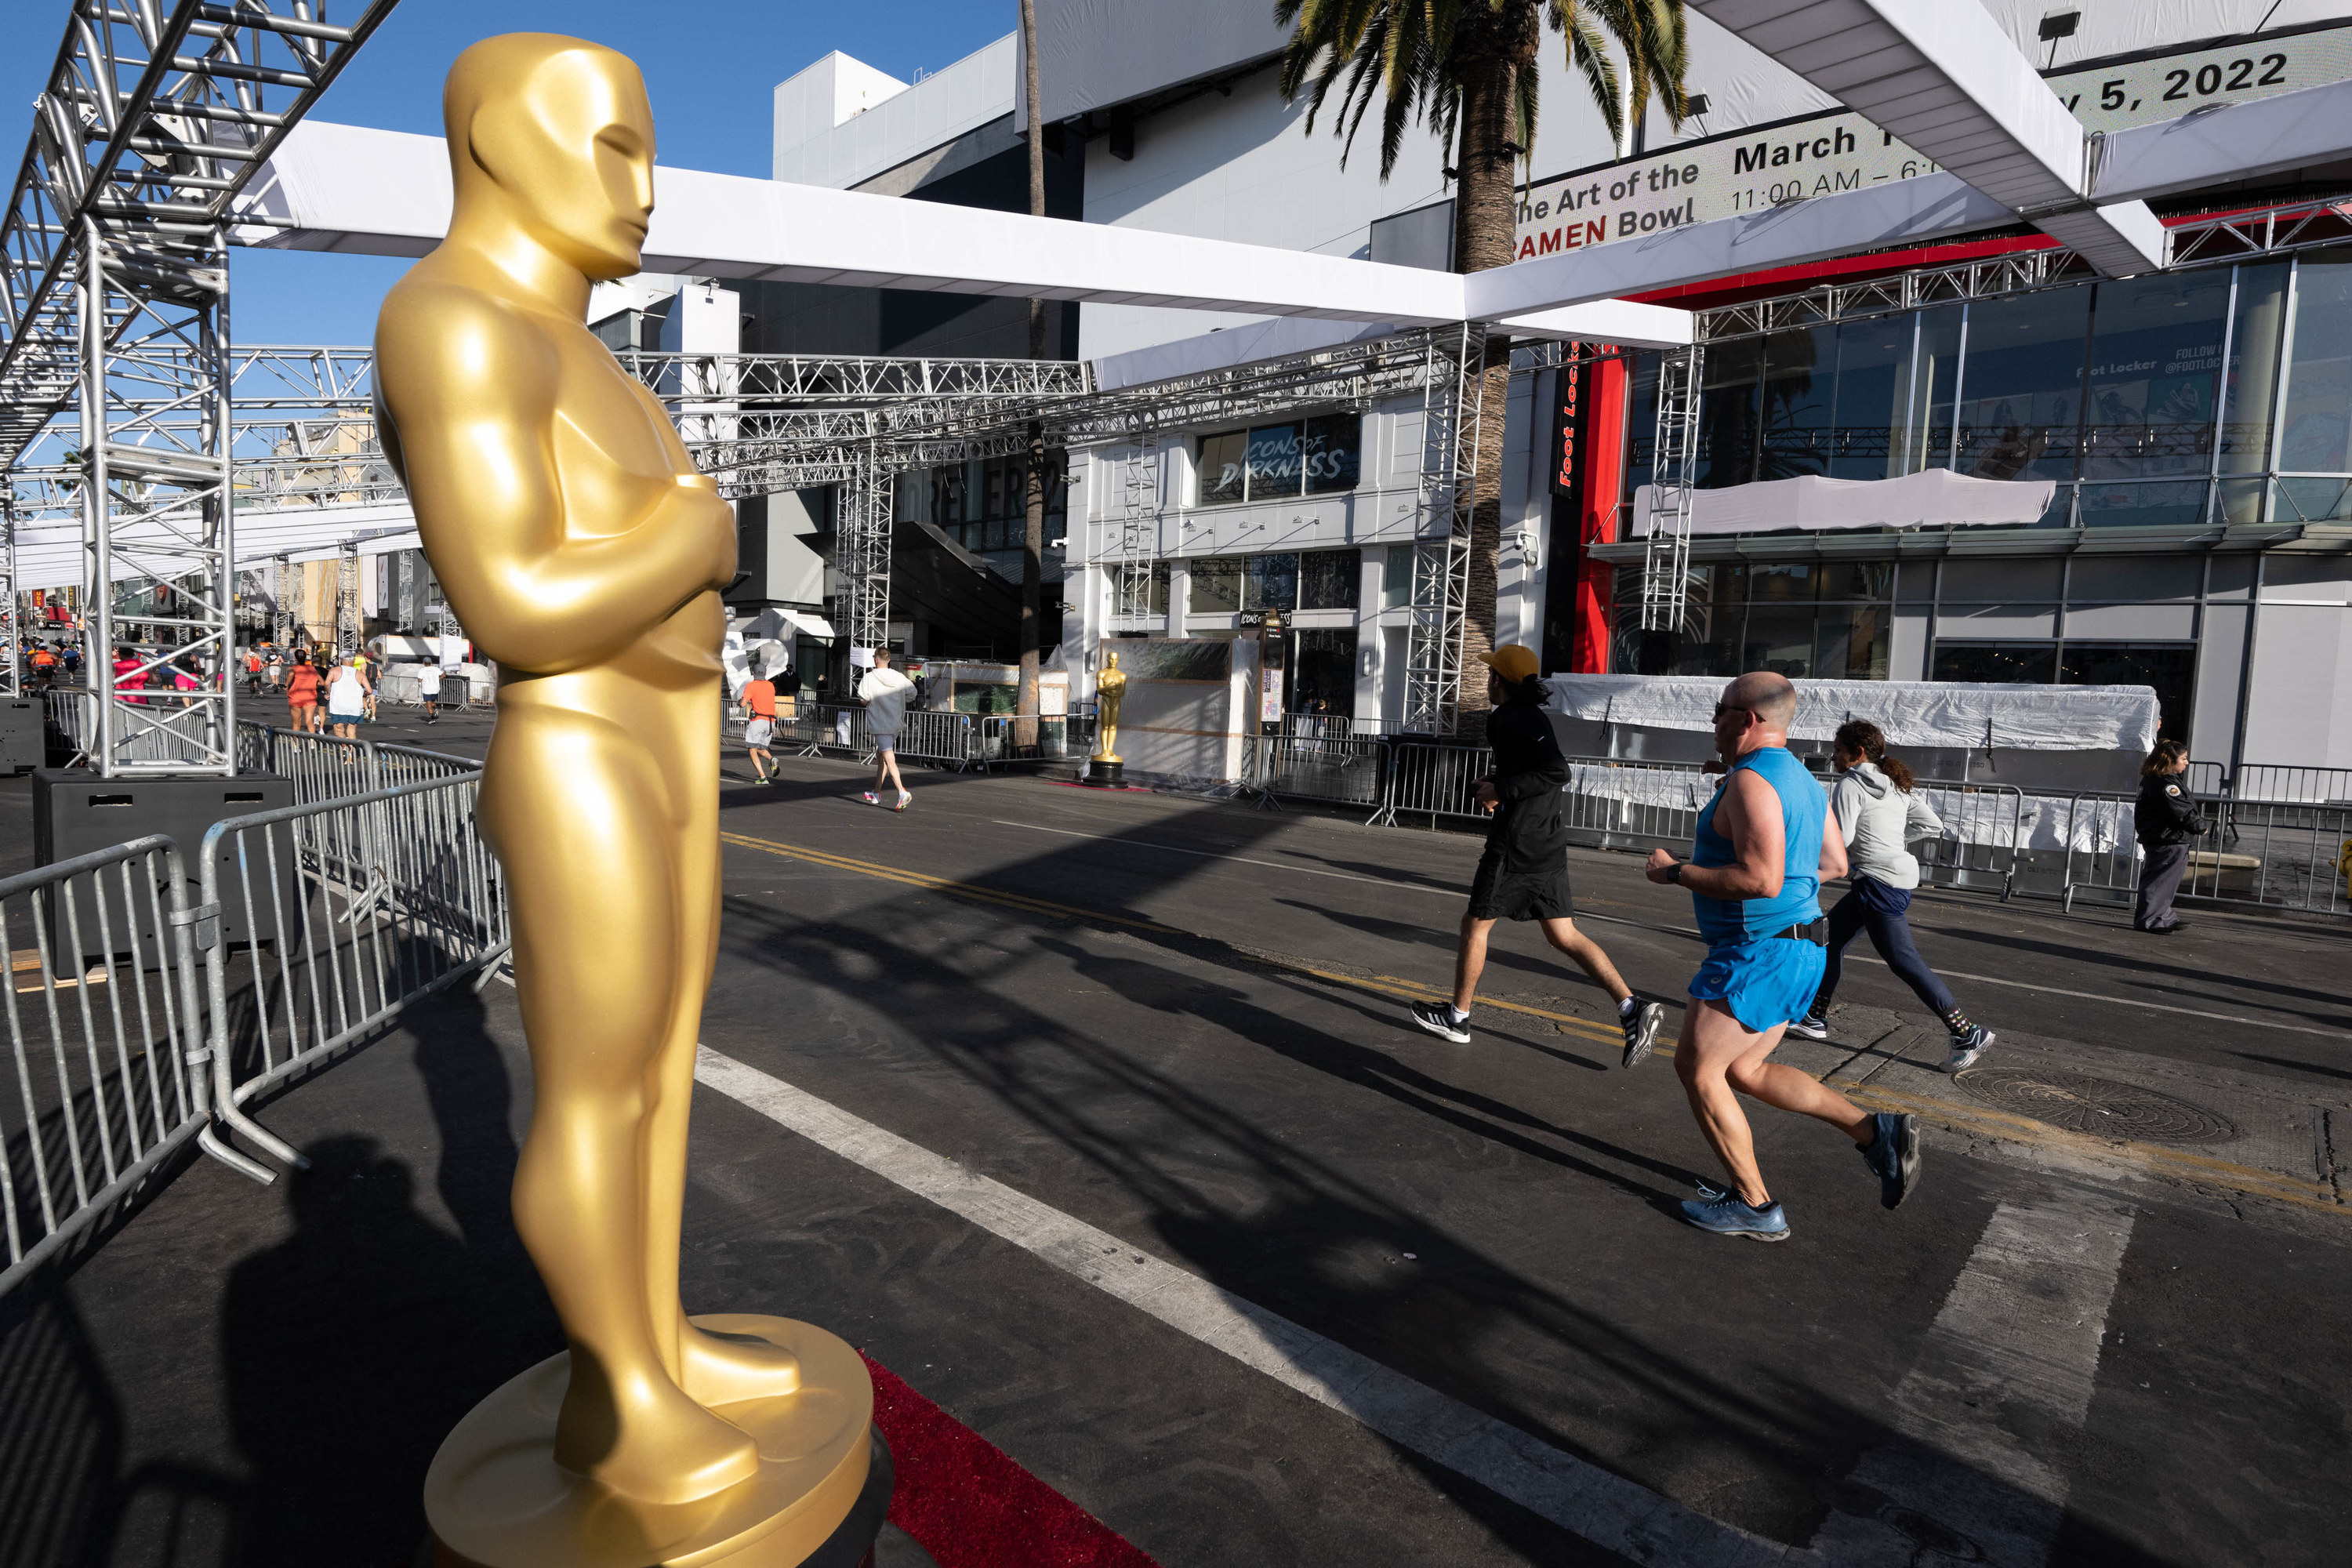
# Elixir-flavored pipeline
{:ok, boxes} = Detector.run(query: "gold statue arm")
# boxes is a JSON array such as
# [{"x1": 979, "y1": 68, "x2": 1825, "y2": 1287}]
[{"x1": 378, "y1": 285, "x2": 733, "y2": 676}]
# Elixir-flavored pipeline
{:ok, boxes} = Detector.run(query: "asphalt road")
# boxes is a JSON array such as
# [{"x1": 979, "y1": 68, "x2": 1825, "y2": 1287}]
[{"x1": 10, "y1": 718, "x2": 2347, "y2": 1567}]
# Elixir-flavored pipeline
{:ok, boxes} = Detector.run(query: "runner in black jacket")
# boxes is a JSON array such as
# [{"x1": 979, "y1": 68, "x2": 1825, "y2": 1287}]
[{"x1": 1406, "y1": 644, "x2": 1666, "y2": 1065}]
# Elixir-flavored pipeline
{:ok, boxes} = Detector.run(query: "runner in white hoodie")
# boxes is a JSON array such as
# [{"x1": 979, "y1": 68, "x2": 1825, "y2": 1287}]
[
  {"x1": 856, "y1": 648, "x2": 915, "y2": 811},
  {"x1": 1786, "y1": 720, "x2": 1993, "y2": 1073}
]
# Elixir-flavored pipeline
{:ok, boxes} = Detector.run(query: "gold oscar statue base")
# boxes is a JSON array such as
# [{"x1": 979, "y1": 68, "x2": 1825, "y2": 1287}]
[
  {"x1": 425, "y1": 1316, "x2": 873, "y2": 1568},
  {"x1": 1083, "y1": 754, "x2": 1124, "y2": 788}
]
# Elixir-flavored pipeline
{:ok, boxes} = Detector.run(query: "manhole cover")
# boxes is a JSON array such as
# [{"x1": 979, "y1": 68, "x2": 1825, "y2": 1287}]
[{"x1": 1955, "y1": 1067, "x2": 2239, "y2": 1144}]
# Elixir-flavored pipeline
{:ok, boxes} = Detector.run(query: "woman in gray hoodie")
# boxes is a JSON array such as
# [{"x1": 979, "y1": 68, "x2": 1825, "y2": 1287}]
[{"x1": 1787, "y1": 720, "x2": 1993, "y2": 1073}]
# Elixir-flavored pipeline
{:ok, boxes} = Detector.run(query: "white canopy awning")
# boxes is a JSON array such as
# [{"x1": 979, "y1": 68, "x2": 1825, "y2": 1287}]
[
  {"x1": 1632, "y1": 469, "x2": 2055, "y2": 536},
  {"x1": 1544, "y1": 673, "x2": 2159, "y2": 753}
]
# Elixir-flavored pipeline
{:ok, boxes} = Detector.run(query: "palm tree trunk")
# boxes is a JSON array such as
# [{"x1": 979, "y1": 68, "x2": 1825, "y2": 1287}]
[
  {"x1": 1017, "y1": 0, "x2": 1046, "y2": 750},
  {"x1": 1447, "y1": 11, "x2": 1537, "y2": 735}
]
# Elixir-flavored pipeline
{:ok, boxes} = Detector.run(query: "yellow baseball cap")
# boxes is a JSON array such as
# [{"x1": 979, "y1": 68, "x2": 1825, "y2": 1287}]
[{"x1": 1476, "y1": 644, "x2": 1541, "y2": 684}]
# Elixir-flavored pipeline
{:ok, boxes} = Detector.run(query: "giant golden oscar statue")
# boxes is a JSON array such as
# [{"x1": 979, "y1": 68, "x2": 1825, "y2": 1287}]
[{"x1": 376, "y1": 34, "x2": 871, "y2": 1566}]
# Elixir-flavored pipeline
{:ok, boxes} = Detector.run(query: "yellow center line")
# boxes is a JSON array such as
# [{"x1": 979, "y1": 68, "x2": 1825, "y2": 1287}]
[{"x1": 723, "y1": 829, "x2": 2345, "y2": 1218}]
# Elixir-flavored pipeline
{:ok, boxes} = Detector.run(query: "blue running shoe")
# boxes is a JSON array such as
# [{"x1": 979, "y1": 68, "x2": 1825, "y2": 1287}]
[
  {"x1": 1860, "y1": 1111, "x2": 1921, "y2": 1210},
  {"x1": 1679, "y1": 1192, "x2": 1790, "y2": 1241}
]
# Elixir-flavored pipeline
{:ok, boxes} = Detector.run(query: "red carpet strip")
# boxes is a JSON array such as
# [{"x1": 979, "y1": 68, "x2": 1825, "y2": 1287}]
[{"x1": 862, "y1": 1354, "x2": 1161, "y2": 1568}]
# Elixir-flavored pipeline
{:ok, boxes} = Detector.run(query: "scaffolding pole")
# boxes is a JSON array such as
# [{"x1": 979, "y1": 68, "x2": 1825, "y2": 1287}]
[
  {"x1": 1403, "y1": 323, "x2": 1485, "y2": 736},
  {"x1": 1639, "y1": 345, "x2": 1703, "y2": 636},
  {"x1": 835, "y1": 441, "x2": 893, "y2": 667}
]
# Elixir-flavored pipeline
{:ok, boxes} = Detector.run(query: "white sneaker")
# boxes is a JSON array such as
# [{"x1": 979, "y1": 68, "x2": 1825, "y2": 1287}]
[
  {"x1": 1786, "y1": 1011, "x2": 1831, "y2": 1042},
  {"x1": 894, "y1": 790, "x2": 912, "y2": 812},
  {"x1": 1407, "y1": 1000, "x2": 1472, "y2": 1044},
  {"x1": 861, "y1": 791, "x2": 879, "y2": 805},
  {"x1": 1945, "y1": 1025, "x2": 1994, "y2": 1073}
]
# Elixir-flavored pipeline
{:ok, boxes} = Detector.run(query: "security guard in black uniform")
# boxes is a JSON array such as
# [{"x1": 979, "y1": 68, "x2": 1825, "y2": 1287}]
[{"x1": 2132, "y1": 739, "x2": 2205, "y2": 934}]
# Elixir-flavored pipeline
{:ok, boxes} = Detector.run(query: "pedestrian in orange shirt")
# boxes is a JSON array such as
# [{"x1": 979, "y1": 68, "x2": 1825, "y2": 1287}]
[{"x1": 740, "y1": 665, "x2": 779, "y2": 783}]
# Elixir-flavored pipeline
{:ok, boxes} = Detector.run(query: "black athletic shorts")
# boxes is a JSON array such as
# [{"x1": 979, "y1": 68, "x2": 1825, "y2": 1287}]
[{"x1": 1466, "y1": 844, "x2": 1573, "y2": 922}]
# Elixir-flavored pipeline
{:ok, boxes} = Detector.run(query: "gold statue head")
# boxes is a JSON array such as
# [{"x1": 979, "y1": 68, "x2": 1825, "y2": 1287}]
[
  {"x1": 1105, "y1": 652, "x2": 1120, "y2": 669},
  {"x1": 444, "y1": 33, "x2": 654, "y2": 281}
]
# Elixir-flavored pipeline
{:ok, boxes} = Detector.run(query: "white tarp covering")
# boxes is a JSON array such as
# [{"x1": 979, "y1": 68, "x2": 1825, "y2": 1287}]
[
  {"x1": 1631, "y1": 470, "x2": 2054, "y2": 535},
  {"x1": 1543, "y1": 674, "x2": 2160, "y2": 753},
  {"x1": 1559, "y1": 763, "x2": 2140, "y2": 853}
]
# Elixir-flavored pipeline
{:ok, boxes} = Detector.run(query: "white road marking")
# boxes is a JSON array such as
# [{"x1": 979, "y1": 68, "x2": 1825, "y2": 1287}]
[
  {"x1": 986, "y1": 820, "x2": 2348, "y2": 1039},
  {"x1": 1811, "y1": 1187, "x2": 2135, "y2": 1568},
  {"x1": 694, "y1": 1045, "x2": 1798, "y2": 1566}
]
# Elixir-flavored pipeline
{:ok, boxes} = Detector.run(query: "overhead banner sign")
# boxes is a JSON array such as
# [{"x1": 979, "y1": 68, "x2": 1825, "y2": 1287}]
[{"x1": 1513, "y1": 23, "x2": 2352, "y2": 262}]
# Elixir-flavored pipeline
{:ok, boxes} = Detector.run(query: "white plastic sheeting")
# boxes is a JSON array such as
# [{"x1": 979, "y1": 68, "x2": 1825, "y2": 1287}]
[
  {"x1": 1559, "y1": 762, "x2": 2138, "y2": 851},
  {"x1": 1543, "y1": 674, "x2": 2160, "y2": 753},
  {"x1": 1631, "y1": 470, "x2": 2054, "y2": 535}
]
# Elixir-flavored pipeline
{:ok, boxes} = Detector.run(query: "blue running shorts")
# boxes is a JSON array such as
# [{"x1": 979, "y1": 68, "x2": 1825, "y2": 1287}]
[{"x1": 1689, "y1": 935, "x2": 1827, "y2": 1033}]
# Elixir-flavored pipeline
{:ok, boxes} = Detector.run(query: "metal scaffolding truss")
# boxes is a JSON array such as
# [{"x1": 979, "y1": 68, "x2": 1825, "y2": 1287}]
[
  {"x1": 833, "y1": 444, "x2": 894, "y2": 660},
  {"x1": 1403, "y1": 325, "x2": 1485, "y2": 737},
  {"x1": 1639, "y1": 347, "x2": 1702, "y2": 634},
  {"x1": 618, "y1": 349, "x2": 1090, "y2": 405},
  {"x1": 0, "y1": 0, "x2": 394, "y2": 775}
]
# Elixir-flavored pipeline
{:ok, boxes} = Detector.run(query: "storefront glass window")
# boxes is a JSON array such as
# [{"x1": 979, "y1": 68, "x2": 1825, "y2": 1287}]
[
  {"x1": 2082, "y1": 270, "x2": 2230, "y2": 484},
  {"x1": 1955, "y1": 285, "x2": 2092, "y2": 483},
  {"x1": 1301, "y1": 415, "x2": 1363, "y2": 494},
  {"x1": 1247, "y1": 425, "x2": 1303, "y2": 495},
  {"x1": 1244, "y1": 553, "x2": 1298, "y2": 611},
  {"x1": 1930, "y1": 641, "x2": 2059, "y2": 685},
  {"x1": 1198, "y1": 431, "x2": 1247, "y2": 504},
  {"x1": 1383, "y1": 544, "x2": 1415, "y2": 608},
  {"x1": 1758, "y1": 327, "x2": 1831, "y2": 481},
  {"x1": 2060, "y1": 642, "x2": 2197, "y2": 743},
  {"x1": 1189, "y1": 556, "x2": 1240, "y2": 612},
  {"x1": 1829, "y1": 315, "x2": 1918, "y2": 481},
  {"x1": 1290, "y1": 628, "x2": 1358, "y2": 718},
  {"x1": 1697, "y1": 336, "x2": 1766, "y2": 488},
  {"x1": 1913, "y1": 304, "x2": 1965, "y2": 472},
  {"x1": 1299, "y1": 549, "x2": 1361, "y2": 610},
  {"x1": 2281, "y1": 249, "x2": 2352, "y2": 473},
  {"x1": 1813, "y1": 606, "x2": 1891, "y2": 680},
  {"x1": 2220, "y1": 261, "x2": 2288, "y2": 474}
]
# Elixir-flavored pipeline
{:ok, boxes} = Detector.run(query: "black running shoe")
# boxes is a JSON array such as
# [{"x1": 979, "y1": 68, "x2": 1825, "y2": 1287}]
[
  {"x1": 1621, "y1": 1000, "x2": 1664, "y2": 1068},
  {"x1": 1785, "y1": 1009, "x2": 1830, "y2": 1042},
  {"x1": 1860, "y1": 1112, "x2": 1922, "y2": 1210},
  {"x1": 1408, "y1": 1000, "x2": 1471, "y2": 1044}
]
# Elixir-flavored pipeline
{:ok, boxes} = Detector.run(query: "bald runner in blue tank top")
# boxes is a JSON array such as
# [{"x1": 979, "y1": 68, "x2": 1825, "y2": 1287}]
[{"x1": 1688, "y1": 745, "x2": 1828, "y2": 1031}]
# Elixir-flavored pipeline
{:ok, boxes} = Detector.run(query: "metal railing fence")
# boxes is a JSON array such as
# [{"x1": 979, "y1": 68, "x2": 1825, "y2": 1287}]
[
  {"x1": 0, "y1": 837, "x2": 212, "y2": 1298},
  {"x1": 1, "y1": 757, "x2": 504, "y2": 1301},
  {"x1": 234, "y1": 723, "x2": 481, "y2": 804},
  {"x1": 195, "y1": 773, "x2": 510, "y2": 1181},
  {"x1": 45, "y1": 686, "x2": 223, "y2": 770}
]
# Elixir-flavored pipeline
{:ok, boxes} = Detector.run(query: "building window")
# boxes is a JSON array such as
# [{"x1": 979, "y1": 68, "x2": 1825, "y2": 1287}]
[
  {"x1": 1244, "y1": 553, "x2": 1297, "y2": 611},
  {"x1": 1383, "y1": 544, "x2": 1415, "y2": 609},
  {"x1": 1931, "y1": 641, "x2": 2195, "y2": 744},
  {"x1": 1299, "y1": 548, "x2": 1362, "y2": 610},
  {"x1": 1196, "y1": 415, "x2": 1362, "y2": 503},
  {"x1": 1189, "y1": 557, "x2": 1241, "y2": 613},
  {"x1": 1290, "y1": 628, "x2": 1359, "y2": 719},
  {"x1": 1111, "y1": 561, "x2": 1170, "y2": 617},
  {"x1": 1611, "y1": 560, "x2": 1893, "y2": 680}
]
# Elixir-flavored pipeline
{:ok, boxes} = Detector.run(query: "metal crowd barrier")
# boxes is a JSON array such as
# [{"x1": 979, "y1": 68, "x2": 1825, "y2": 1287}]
[
  {"x1": 194, "y1": 772, "x2": 510, "y2": 1187},
  {"x1": 0, "y1": 837, "x2": 212, "y2": 1298},
  {"x1": 738, "y1": 703, "x2": 1073, "y2": 771},
  {"x1": 45, "y1": 686, "x2": 225, "y2": 769},
  {"x1": 236, "y1": 724, "x2": 481, "y2": 803},
  {"x1": 0, "y1": 757, "x2": 505, "y2": 1301}
]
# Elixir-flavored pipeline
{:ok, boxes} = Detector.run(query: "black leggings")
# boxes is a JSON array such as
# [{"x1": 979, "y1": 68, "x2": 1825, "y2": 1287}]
[{"x1": 1816, "y1": 883, "x2": 1958, "y2": 1019}]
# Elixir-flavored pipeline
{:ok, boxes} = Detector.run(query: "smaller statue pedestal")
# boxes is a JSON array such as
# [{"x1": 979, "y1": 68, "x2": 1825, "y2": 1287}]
[
  {"x1": 425, "y1": 1316, "x2": 879, "y2": 1568},
  {"x1": 1083, "y1": 756, "x2": 1125, "y2": 789}
]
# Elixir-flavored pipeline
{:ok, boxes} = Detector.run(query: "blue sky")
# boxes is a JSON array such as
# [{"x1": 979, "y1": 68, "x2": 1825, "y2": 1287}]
[{"x1": 1, "y1": 0, "x2": 1015, "y2": 345}]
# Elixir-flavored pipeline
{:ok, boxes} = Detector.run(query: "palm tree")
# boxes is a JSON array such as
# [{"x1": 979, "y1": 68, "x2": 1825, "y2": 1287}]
[{"x1": 1277, "y1": 0, "x2": 1689, "y2": 727}]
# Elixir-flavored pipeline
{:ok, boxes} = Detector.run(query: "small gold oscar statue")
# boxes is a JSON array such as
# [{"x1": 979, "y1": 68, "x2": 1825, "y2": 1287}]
[
  {"x1": 1087, "y1": 650, "x2": 1125, "y2": 787},
  {"x1": 376, "y1": 35, "x2": 873, "y2": 1566}
]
